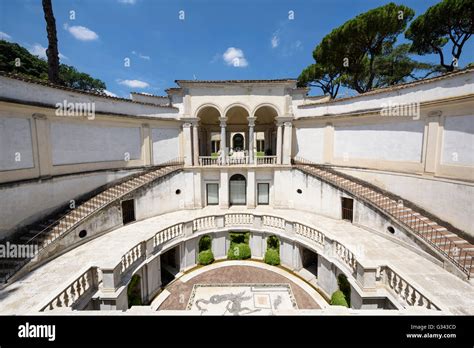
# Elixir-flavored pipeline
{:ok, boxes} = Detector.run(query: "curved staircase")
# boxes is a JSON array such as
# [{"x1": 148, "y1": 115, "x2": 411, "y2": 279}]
[
  {"x1": 0, "y1": 162, "x2": 184, "y2": 284},
  {"x1": 293, "y1": 159, "x2": 474, "y2": 280}
]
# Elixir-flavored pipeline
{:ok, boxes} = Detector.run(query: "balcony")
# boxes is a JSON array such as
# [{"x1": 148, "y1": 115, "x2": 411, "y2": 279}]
[{"x1": 198, "y1": 155, "x2": 277, "y2": 166}]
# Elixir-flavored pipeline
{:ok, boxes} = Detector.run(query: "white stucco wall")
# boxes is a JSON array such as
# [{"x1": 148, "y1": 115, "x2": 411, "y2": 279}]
[
  {"x1": 0, "y1": 117, "x2": 34, "y2": 170},
  {"x1": 0, "y1": 169, "x2": 141, "y2": 238},
  {"x1": 336, "y1": 167, "x2": 474, "y2": 237},
  {"x1": 294, "y1": 126, "x2": 325, "y2": 163},
  {"x1": 51, "y1": 122, "x2": 141, "y2": 165},
  {"x1": 151, "y1": 128, "x2": 180, "y2": 164},
  {"x1": 334, "y1": 121, "x2": 424, "y2": 162},
  {"x1": 441, "y1": 115, "x2": 474, "y2": 166}
]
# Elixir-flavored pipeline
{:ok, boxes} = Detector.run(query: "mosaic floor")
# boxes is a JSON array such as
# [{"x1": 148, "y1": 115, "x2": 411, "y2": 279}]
[{"x1": 187, "y1": 283, "x2": 298, "y2": 315}]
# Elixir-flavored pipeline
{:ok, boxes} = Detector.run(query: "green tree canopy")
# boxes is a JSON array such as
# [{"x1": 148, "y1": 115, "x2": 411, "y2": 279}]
[
  {"x1": 405, "y1": 0, "x2": 473, "y2": 71},
  {"x1": 298, "y1": 3, "x2": 438, "y2": 97},
  {"x1": 0, "y1": 40, "x2": 106, "y2": 93}
]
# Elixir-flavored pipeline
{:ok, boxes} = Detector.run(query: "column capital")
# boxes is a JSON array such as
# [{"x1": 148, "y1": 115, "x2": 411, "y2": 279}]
[
  {"x1": 219, "y1": 117, "x2": 228, "y2": 127},
  {"x1": 32, "y1": 113, "x2": 47, "y2": 120},
  {"x1": 182, "y1": 122, "x2": 192, "y2": 128},
  {"x1": 284, "y1": 121, "x2": 293, "y2": 128},
  {"x1": 247, "y1": 117, "x2": 256, "y2": 127}
]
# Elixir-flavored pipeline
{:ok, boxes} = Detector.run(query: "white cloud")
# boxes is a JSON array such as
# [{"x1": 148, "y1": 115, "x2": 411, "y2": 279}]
[
  {"x1": 64, "y1": 24, "x2": 98, "y2": 41},
  {"x1": 103, "y1": 90, "x2": 118, "y2": 97},
  {"x1": 118, "y1": 0, "x2": 136, "y2": 4},
  {"x1": 0, "y1": 31, "x2": 12, "y2": 41},
  {"x1": 222, "y1": 47, "x2": 248, "y2": 68},
  {"x1": 117, "y1": 79, "x2": 149, "y2": 88},
  {"x1": 28, "y1": 43, "x2": 67, "y2": 60},
  {"x1": 132, "y1": 51, "x2": 150, "y2": 60},
  {"x1": 271, "y1": 33, "x2": 279, "y2": 48}
]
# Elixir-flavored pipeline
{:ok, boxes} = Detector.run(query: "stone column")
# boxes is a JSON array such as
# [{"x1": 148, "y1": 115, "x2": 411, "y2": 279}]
[
  {"x1": 282, "y1": 121, "x2": 293, "y2": 165},
  {"x1": 248, "y1": 117, "x2": 256, "y2": 164},
  {"x1": 142, "y1": 123, "x2": 152, "y2": 166},
  {"x1": 182, "y1": 122, "x2": 193, "y2": 166},
  {"x1": 219, "y1": 117, "x2": 228, "y2": 165},
  {"x1": 32, "y1": 113, "x2": 52, "y2": 178},
  {"x1": 192, "y1": 121, "x2": 199, "y2": 166},
  {"x1": 276, "y1": 120, "x2": 283, "y2": 164}
]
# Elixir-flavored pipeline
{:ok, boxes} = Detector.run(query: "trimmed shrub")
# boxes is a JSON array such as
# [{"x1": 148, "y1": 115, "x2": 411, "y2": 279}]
[
  {"x1": 227, "y1": 243, "x2": 251, "y2": 260},
  {"x1": 198, "y1": 235, "x2": 212, "y2": 252},
  {"x1": 264, "y1": 248, "x2": 280, "y2": 265},
  {"x1": 330, "y1": 290, "x2": 348, "y2": 307},
  {"x1": 198, "y1": 249, "x2": 214, "y2": 265},
  {"x1": 229, "y1": 232, "x2": 250, "y2": 244},
  {"x1": 337, "y1": 273, "x2": 351, "y2": 306}
]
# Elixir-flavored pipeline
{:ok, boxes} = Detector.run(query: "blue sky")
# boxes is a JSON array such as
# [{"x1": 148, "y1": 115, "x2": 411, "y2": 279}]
[{"x1": 0, "y1": 0, "x2": 473, "y2": 97}]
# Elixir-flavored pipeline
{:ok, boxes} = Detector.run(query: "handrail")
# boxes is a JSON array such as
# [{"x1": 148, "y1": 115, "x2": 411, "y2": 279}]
[
  {"x1": 1, "y1": 160, "x2": 184, "y2": 284},
  {"x1": 293, "y1": 157, "x2": 473, "y2": 279}
]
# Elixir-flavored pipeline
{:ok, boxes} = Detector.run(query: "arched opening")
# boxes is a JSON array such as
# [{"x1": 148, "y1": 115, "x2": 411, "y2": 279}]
[
  {"x1": 225, "y1": 106, "x2": 249, "y2": 158},
  {"x1": 264, "y1": 235, "x2": 280, "y2": 265},
  {"x1": 196, "y1": 106, "x2": 221, "y2": 157},
  {"x1": 198, "y1": 235, "x2": 214, "y2": 265},
  {"x1": 229, "y1": 174, "x2": 246, "y2": 205},
  {"x1": 232, "y1": 133, "x2": 244, "y2": 151},
  {"x1": 254, "y1": 105, "x2": 278, "y2": 156}
]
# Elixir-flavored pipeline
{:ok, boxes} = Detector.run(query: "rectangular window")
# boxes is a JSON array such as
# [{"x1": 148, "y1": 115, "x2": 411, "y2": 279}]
[
  {"x1": 211, "y1": 140, "x2": 221, "y2": 154},
  {"x1": 256, "y1": 140, "x2": 265, "y2": 152},
  {"x1": 257, "y1": 183, "x2": 269, "y2": 205},
  {"x1": 207, "y1": 183, "x2": 219, "y2": 205}
]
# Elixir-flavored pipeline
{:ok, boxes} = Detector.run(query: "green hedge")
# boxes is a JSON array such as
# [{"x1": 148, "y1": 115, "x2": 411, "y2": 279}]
[
  {"x1": 264, "y1": 248, "x2": 280, "y2": 265},
  {"x1": 229, "y1": 232, "x2": 250, "y2": 244},
  {"x1": 330, "y1": 290, "x2": 349, "y2": 307},
  {"x1": 198, "y1": 235, "x2": 212, "y2": 252},
  {"x1": 198, "y1": 249, "x2": 214, "y2": 265},
  {"x1": 337, "y1": 274, "x2": 351, "y2": 307},
  {"x1": 227, "y1": 243, "x2": 251, "y2": 260}
]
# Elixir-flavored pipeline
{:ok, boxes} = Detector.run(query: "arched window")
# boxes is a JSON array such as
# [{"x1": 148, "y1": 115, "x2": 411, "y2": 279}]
[{"x1": 229, "y1": 174, "x2": 246, "y2": 205}]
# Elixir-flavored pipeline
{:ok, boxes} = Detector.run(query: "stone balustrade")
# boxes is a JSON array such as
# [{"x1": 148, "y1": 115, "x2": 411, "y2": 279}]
[
  {"x1": 262, "y1": 215, "x2": 286, "y2": 231},
  {"x1": 378, "y1": 266, "x2": 440, "y2": 311},
  {"x1": 294, "y1": 223, "x2": 325, "y2": 246},
  {"x1": 193, "y1": 216, "x2": 216, "y2": 231},
  {"x1": 41, "y1": 267, "x2": 98, "y2": 311},
  {"x1": 224, "y1": 213, "x2": 254, "y2": 226},
  {"x1": 153, "y1": 223, "x2": 183, "y2": 248},
  {"x1": 334, "y1": 241, "x2": 358, "y2": 275},
  {"x1": 121, "y1": 242, "x2": 145, "y2": 275}
]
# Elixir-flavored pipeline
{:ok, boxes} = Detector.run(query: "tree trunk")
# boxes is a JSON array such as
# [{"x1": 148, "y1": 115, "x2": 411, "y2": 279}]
[{"x1": 42, "y1": 0, "x2": 61, "y2": 84}]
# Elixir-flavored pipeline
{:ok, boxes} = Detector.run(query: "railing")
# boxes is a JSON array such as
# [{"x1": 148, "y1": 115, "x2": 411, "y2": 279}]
[
  {"x1": 197, "y1": 155, "x2": 278, "y2": 166},
  {"x1": 1, "y1": 162, "x2": 184, "y2": 284},
  {"x1": 121, "y1": 243, "x2": 145, "y2": 275},
  {"x1": 193, "y1": 216, "x2": 216, "y2": 231},
  {"x1": 262, "y1": 215, "x2": 286, "y2": 231},
  {"x1": 293, "y1": 157, "x2": 473, "y2": 279},
  {"x1": 153, "y1": 223, "x2": 184, "y2": 248},
  {"x1": 256, "y1": 156, "x2": 277, "y2": 165},
  {"x1": 378, "y1": 266, "x2": 440, "y2": 310},
  {"x1": 294, "y1": 223, "x2": 325, "y2": 246},
  {"x1": 198, "y1": 156, "x2": 221, "y2": 166},
  {"x1": 41, "y1": 267, "x2": 99, "y2": 311},
  {"x1": 228, "y1": 156, "x2": 249, "y2": 165},
  {"x1": 334, "y1": 241, "x2": 358, "y2": 274},
  {"x1": 224, "y1": 213, "x2": 254, "y2": 226}
]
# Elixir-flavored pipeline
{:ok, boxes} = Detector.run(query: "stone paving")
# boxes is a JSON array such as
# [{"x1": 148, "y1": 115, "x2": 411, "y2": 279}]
[
  {"x1": 158, "y1": 263, "x2": 322, "y2": 311},
  {"x1": 0, "y1": 205, "x2": 473, "y2": 314}
]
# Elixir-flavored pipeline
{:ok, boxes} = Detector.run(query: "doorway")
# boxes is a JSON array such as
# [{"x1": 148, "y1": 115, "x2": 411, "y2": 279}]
[
  {"x1": 121, "y1": 199, "x2": 136, "y2": 225},
  {"x1": 232, "y1": 133, "x2": 244, "y2": 151},
  {"x1": 302, "y1": 248, "x2": 318, "y2": 277},
  {"x1": 341, "y1": 197, "x2": 354, "y2": 222},
  {"x1": 229, "y1": 174, "x2": 246, "y2": 205},
  {"x1": 160, "y1": 246, "x2": 180, "y2": 287}
]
